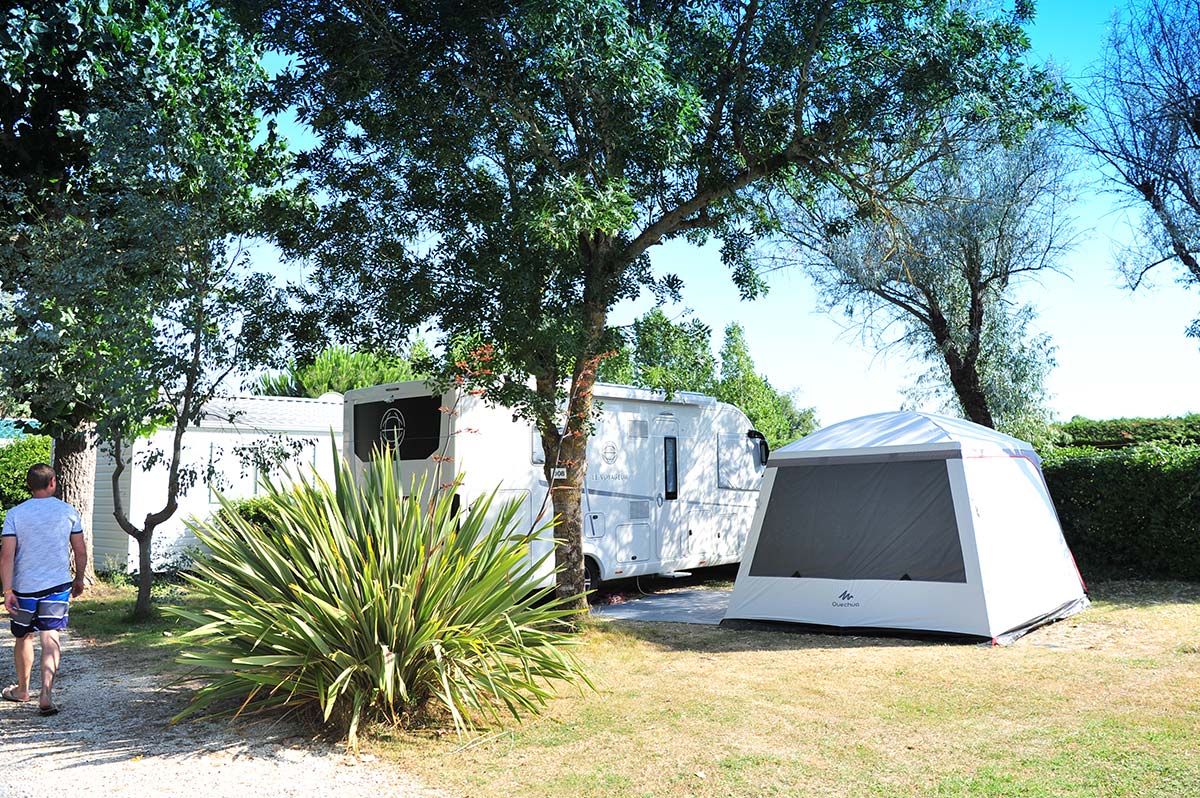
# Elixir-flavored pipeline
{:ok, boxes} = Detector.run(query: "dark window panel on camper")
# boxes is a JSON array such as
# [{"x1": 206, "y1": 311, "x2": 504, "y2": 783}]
[
  {"x1": 352, "y1": 395, "x2": 444, "y2": 462},
  {"x1": 664, "y1": 436, "x2": 678, "y2": 500},
  {"x1": 750, "y1": 459, "x2": 967, "y2": 583}
]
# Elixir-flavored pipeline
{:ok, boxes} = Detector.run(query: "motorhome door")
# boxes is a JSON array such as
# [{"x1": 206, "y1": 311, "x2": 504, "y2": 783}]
[{"x1": 653, "y1": 413, "x2": 690, "y2": 564}]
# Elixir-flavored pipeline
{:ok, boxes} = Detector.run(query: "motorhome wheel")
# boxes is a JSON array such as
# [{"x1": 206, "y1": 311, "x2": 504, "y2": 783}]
[{"x1": 584, "y1": 558, "x2": 600, "y2": 598}]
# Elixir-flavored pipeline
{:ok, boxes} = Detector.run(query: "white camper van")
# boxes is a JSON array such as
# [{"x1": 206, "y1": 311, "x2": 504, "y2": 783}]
[{"x1": 342, "y1": 381, "x2": 768, "y2": 589}]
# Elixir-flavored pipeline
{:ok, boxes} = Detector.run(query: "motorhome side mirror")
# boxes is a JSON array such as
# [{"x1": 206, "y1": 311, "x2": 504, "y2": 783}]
[{"x1": 747, "y1": 430, "x2": 769, "y2": 466}]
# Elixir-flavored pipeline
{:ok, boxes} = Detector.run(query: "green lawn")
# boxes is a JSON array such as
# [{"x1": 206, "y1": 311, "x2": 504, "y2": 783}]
[
  {"x1": 75, "y1": 577, "x2": 1200, "y2": 797},
  {"x1": 370, "y1": 580, "x2": 1200, "y2": 798},
  {"x1": 70, "y1": 576, "x2": 203, "y2": 656}
]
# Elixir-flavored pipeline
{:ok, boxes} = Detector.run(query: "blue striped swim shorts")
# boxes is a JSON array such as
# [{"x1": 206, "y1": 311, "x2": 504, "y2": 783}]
[{"x1": 10, "y1": 583, "x2": 72, "y2": 638}]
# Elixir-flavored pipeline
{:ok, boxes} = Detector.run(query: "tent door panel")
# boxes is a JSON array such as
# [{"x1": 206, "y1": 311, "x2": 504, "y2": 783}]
[{"x1": 748, "y1": 459, "x2": 966, "y2": 582}]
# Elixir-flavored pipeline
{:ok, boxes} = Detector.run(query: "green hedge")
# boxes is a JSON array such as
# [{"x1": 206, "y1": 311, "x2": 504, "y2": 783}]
[
  {"x1": 213, "y1": 495, "x2": 278, "y2": 530},
  {"x1": 0, "y1": 435, "x2": 53, "y2": 525},
  {"x1": 1054, "y1": 414, "x2": 1200, "y2": 448},
  {"x1": 1043, "y1": 443, "x2": 1200, "y2": 580}
]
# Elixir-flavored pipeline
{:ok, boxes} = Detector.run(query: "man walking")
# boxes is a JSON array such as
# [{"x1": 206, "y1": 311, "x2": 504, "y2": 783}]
[{"x1": 1, "y1": 464, "x2": 86, "y2": 715}]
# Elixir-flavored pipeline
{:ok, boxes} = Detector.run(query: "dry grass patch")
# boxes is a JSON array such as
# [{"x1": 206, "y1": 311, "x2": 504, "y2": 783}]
[{"x1": 367, "y1": 580, "x2": 1200, "y2": 798}]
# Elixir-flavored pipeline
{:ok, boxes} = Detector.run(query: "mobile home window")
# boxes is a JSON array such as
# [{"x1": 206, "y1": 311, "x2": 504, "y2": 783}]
[
  {"x1": 530, "y1": 428, "x2": 546, "y2": 464},
  {"x1": 663, "y1": 436, "x2": 678, "y2": 500},
  {"x1": 207, "y1": 442, "x2": 219, "y2": 504}
]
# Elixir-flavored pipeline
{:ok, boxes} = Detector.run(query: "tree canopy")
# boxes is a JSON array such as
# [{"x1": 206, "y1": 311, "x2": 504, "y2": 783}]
[
  {"x1": 254, "y1": 342, "x2": 432, "y2": 398},
  {"x1": 599, "y1": 308, "x2": 815, "y2": 447},
  {"x1": 1080, "y1": 0, "x2": 1199, "y2": 308},
  {"x1": 599, "y1": 309, "x2": 718, "y2": 397},
  {"x1": 1, "y1": 1, "x2": 99, "y2": 220},
  {"x1": 1, "y1": 1, "x2": 294, "y2": 430},
  {"x1": 234, "y1": 0, "x2": 1077, "y2": 608},
  {"x1": 777, "y1": 128, "x2": 1074, "y2": 439}
]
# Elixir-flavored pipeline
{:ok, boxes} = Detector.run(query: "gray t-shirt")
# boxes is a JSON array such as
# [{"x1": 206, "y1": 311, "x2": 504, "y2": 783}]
[{"x1": 2, "y1": 497, "x2": 83, "y2": 594}]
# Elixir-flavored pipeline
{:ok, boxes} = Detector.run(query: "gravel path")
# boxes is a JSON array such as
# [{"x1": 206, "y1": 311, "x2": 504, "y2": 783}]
[{"x1": 0, "y1": 634, "x2": 442, "y2": 798}]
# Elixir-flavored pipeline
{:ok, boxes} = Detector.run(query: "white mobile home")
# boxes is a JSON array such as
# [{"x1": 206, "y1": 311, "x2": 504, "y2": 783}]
[
  {"x1": 93, "y1": 394, "x2": 343, "y2": 572},
  {"x1": 343, "y1": 381, "x2": 768, "y2": 588}
]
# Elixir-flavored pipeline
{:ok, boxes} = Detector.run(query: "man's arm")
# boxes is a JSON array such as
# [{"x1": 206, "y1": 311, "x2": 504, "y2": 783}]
[
  {"x1": 1, "y1": 535, "x2": 16, "y2": 613},
  {"x1": 70, "y1": 532, "x2": 86, "y2": 599}
]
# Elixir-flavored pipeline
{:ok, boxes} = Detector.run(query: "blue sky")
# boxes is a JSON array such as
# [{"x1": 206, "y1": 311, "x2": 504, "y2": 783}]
[
  {"x1": 262, "y1": 2, "x2": 1199, "y2": 426},
  {"x1": 610, "y1": 1, "x2": 1199, "y2": 425}
]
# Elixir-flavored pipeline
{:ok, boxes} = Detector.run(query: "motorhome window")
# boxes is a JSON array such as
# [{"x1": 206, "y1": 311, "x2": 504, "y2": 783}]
[
  {"x1": 530, "y1": 429, "x2": 546, "y2": 464},
  {"x1": 352, "y1": 395, "x2": 444, "y2": 462},
  {"x1": 749, "y1": 459, "x2": 966, "y2": 583},
  {"x1": 664, "y1": 436, "x2": 678, "y2": 500},
  {"x1": 717, "y1": 433, "x2": 761, "y2": 491}
]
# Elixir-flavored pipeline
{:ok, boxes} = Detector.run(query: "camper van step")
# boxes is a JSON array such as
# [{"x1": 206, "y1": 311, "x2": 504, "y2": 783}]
[{"x1": 660, "y1": 571, "x2": 692, "y2": 579}]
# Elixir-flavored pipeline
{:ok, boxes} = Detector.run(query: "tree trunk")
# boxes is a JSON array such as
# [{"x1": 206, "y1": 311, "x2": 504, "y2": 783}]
[
  {"x1": 545, "y1": 427, "x2": 588, "y2": 616},
  {"x1": 53, "y1": 421, "x2": 97, "y2": 583},
  {"x1": 927, "y1": 304, "x2": 996, "y2": 429},
  {"x1": 945, "y1": 358, "x2": 995, "y2": 428},
  {"x1": 537, "y1": 330, "x2": 609, "y2": 619},
  {"x1": 133, "y1": 532, "x2": 153, "y2": 620}
]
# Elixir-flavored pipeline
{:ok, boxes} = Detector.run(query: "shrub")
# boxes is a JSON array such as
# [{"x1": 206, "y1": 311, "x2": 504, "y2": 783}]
[
  {"x1": 0, "y1": 435, "x2": 52, "y2": 525},
  {"x1": 253, "y1": 343, "x2": 430, "y2": 397},
  {"x1": 1054, "y1": 414, "x2": 1200, "y2": 449},
  {"x1": 169, "y1": 455, "x2": 590, "y2": 745},
  {"x1": 1043, "y1": 443, "x2": 1200, "y2": 580},
  {"x1": 212, "y1": 495, "x2": 278, "y2": 530}
]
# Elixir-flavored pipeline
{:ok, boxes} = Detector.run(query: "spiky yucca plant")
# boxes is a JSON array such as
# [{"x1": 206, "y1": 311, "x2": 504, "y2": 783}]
[{"x1": 169, "y1": 454, "x2": 590, "y2": 744}]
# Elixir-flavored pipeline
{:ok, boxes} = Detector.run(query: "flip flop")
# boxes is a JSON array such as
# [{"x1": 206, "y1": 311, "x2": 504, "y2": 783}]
[
  {"x1": 1, "y1": 686, "x2": 28, "y2": 703},
  {"x1": 38, "y1": 704, "x2": 59, "y2": 716}
]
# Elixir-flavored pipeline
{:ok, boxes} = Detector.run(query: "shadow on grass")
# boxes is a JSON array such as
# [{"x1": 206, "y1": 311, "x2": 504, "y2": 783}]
[
  {"x1": 1084, "y1": 579, "x2": 1200, "y2": 609},
  {"x1": 591, "y1": 564, "x2": 975, "y2": 653},
  {"x1": 68, "y1": 577, "x2": 208, "y2": 654},
  {"x1": 594, "y1": 579, "x2": 1200, "y2": 654},
  {"x1": 593, "y1": 615, "x2": 955, "y2": 655}
]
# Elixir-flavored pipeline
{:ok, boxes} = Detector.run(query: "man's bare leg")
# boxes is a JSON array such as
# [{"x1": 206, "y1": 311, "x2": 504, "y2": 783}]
[
  {"x1": 38, "y1": 630, "x2": 60, "y2": 709},
  {"x1": 8, "y1": 634, "x2": 35, "y2": 701}
]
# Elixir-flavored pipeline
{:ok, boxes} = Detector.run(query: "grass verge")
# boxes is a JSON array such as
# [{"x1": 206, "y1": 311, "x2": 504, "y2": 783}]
[
  {"x1": 68, "y1": 574, "x2": 1200, "y2": 797},
  {"x1": 69, "y1": 576, "x2": 204, "y2": 656},
  {"x1": 366, "y1": 579, "x2": 1200, "y2": 798}
]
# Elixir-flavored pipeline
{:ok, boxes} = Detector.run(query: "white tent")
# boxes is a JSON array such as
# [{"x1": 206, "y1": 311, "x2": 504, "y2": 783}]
[{"x1": 723, "y1": 411, "x2": 1088, "y2": 643}]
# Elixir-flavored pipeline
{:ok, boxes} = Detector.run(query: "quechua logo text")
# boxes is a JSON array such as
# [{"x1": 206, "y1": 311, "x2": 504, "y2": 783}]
[{"x1": 833, "y1": 589, "x2": 859, "y2": 608}]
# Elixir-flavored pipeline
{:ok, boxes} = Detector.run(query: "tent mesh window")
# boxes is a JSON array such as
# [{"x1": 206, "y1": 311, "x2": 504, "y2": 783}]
[{"x1": 750, "y1": 459, "x2": 967, "y2": 583}]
